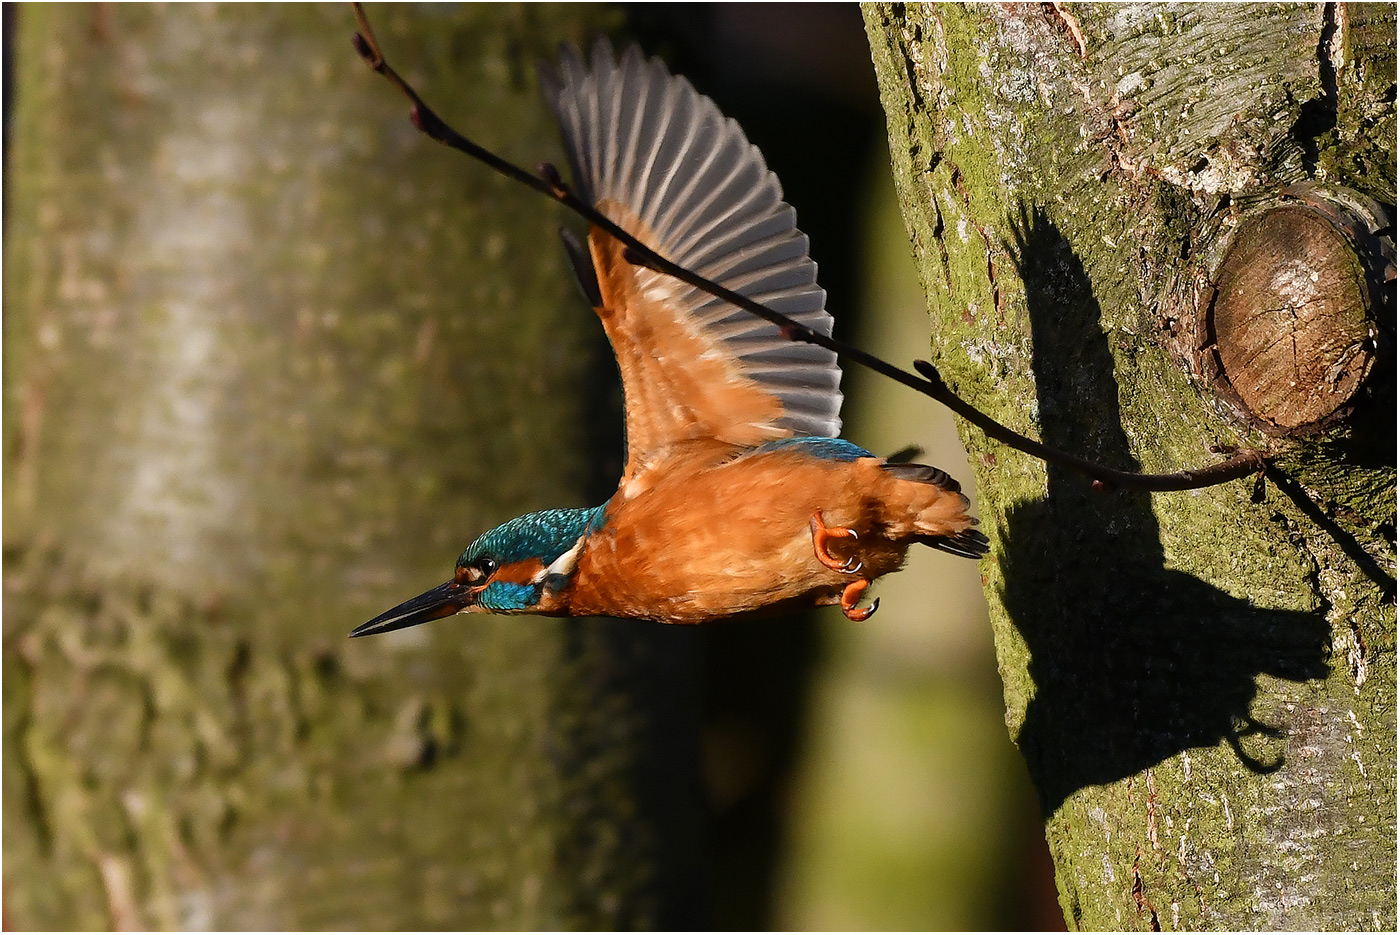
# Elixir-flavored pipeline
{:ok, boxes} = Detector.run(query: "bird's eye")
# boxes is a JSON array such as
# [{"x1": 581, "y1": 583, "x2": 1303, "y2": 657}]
[{"x1": 459, "y1": 555, "x2": 497, "y2": 585}]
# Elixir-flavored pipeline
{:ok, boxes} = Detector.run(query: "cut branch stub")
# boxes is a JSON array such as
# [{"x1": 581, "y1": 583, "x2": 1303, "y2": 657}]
[{"x1": 1202, "y1": 191, "x2": 1390, "y2": 435}]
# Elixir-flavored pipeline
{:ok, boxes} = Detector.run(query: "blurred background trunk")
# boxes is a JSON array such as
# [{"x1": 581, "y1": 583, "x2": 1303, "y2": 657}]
[
  {"x1": 865, "y1": 3, "x2": 1395, "y2": 930},
  {"x1": 3, "y1": 5, "x2": 708, "y2": 929}
]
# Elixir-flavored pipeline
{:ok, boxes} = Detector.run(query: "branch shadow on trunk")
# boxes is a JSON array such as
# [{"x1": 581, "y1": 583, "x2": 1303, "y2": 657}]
[{"x1": 997, "y1": 205, "x2": 1331, "y2": 815}]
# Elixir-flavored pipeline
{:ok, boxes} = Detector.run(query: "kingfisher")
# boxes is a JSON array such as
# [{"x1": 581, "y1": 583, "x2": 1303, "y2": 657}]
[{"x1": 352, "y1": 40, "x2": 986, "y2": 637}]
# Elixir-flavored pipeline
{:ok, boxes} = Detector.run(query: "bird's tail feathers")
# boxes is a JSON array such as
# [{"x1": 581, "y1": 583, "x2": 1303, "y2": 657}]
[
  {"x1": 880, "y1": 460, "x2": 986, "y2": 558},
  {"x1": 916, "y1": 528, "x2": 990, "y2": 559},
  {"x1": 881, "y1": 461, "x2": 963, "y2": 495}
]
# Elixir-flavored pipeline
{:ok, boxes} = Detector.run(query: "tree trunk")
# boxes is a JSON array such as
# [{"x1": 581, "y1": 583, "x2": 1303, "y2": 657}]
[
  {"x1": 864, "y1": 3, "x2": 1394, "y2": 930},
  {"x1": 3, "y1": 5, "x2": 705, "y2": 929}
]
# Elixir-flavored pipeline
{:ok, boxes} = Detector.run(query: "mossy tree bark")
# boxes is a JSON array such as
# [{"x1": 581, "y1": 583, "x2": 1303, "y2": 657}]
[
  {"x1": 4, "y1": 5, "x2": 705, "y2": 929},
  {"x1": 865, "y1": 4, "x2": 1394, "y2": 930}
]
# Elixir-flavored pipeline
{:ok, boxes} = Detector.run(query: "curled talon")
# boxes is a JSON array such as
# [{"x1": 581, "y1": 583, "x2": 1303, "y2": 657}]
[
  {"x1": 810, "y1": 511, "x2": 862, "y2": 575},
  {"x1": 840, "y1": 579, "x2": 878, "y2": 621}
]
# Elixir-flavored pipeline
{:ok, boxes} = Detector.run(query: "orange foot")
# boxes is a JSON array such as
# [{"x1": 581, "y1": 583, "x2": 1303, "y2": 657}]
[
  {"x1": 810, "y1": 511, "x2": 863, "y2": 574},
  {"x1": 840, "y1": 579, "x2": 879, "y2": 622}
]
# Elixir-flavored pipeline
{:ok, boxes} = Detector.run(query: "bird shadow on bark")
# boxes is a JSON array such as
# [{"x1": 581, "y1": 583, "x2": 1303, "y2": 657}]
[{"x1": 997, "y1": 205, "x2": 1331, "y2": 816}]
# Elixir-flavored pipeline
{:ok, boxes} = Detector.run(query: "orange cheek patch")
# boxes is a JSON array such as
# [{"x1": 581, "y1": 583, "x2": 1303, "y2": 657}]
[{"x1": 495, "y1": 558, "x2": 547, "y2": 585}]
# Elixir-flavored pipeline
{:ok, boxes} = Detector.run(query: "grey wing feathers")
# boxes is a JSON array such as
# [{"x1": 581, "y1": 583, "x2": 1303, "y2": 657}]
[{"x1": 539, "y1": 40, "x2": 844, "y2": 439}]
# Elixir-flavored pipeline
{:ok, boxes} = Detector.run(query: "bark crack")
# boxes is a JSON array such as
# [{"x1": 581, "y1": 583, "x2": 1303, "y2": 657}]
[
  {"x1": 1291, "y1": 2, "x2": 1341, "y2": 175},
  {"x1": 1131, "y1": 846, "x2": 1162, "y2": 931},
  {"x1": 927, "y1": 193, "x2": 954, "y2": 292},
  {"x1": 1346, "y1": 618, "x2": 1369, "y2": 688},
  {"x1": 1042, "y1": 2, "x2": 1088, "y2": 59},
  {"x1": 947, "y1": 163, "x2": 1003, "y2": 319}
]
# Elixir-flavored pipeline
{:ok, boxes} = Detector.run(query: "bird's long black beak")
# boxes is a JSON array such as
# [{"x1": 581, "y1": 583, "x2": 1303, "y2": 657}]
[{"x1": 350, "y1": 579, "x2": 470, "y2": 638}]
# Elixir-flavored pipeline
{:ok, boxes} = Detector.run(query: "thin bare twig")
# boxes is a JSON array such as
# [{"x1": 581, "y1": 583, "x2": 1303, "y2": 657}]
[{"x1": 350, "y1": 4, "x2": 1268, "y2": 493}]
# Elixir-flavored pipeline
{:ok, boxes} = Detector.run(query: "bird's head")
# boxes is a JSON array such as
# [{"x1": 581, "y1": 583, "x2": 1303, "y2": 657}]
[{"x1": 350, "y1": 506, "x2": 604, "y2": 637}]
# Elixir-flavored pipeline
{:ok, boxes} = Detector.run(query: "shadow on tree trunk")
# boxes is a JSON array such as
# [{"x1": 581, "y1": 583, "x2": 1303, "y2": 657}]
[{"x1": 998, "y1": 206, "x2": 1332, "y2": 815}]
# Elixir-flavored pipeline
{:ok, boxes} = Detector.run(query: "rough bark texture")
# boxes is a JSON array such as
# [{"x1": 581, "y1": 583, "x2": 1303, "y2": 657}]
[
  {"x1": 864, "y1": 3, "x2": 1394, "y2": 930},
  {"x1": 4, "y1": 5, "x2": 707, "y2": 930}
]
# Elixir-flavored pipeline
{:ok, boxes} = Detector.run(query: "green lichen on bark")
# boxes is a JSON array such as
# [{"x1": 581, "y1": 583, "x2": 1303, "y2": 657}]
[
  {"x1": 5, "y1": 4, "x2": 705, "y2": 930},
  {"x1": 865, "y1": 3, "x2": 1395, "y2": 930}
]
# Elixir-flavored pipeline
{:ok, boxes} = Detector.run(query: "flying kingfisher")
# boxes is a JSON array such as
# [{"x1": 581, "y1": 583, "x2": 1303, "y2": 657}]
[{"x1": 352, "y1": 41, "x2": 987, "y2": 637}]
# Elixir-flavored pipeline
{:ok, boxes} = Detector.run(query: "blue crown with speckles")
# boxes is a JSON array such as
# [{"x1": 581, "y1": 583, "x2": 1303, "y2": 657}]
[{"x1": 459, "y1": 506, "x2": 605, "y2": 569}]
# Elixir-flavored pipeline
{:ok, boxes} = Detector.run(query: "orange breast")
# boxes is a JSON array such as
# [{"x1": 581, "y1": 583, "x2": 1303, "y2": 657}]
[{"x1": 566, "y1": 443, "x2": 916, "y2": 624}]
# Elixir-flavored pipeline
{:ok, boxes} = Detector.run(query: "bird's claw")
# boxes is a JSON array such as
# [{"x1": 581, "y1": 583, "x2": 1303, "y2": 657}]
[
  {"x1": 810, "y1": 511, "x2": 863, "y2": 575},
  {"x1": 840, "y1": 579, "x2": 878, "y2": 622}
]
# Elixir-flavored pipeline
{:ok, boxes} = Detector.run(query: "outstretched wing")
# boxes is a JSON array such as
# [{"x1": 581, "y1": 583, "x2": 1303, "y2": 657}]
[{"x1": 539, "y1": 40, "x2": 843, "y2": 481}]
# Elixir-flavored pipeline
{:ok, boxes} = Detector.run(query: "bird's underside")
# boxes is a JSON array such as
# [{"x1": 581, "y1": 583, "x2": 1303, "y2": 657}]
[{"x1": 559, "y1": 438, "x2": 983, "y2": 624}]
